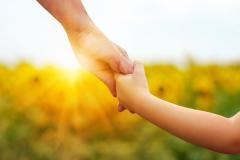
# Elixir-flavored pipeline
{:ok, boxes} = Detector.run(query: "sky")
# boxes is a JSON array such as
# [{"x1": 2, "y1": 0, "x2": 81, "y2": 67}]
[{"x1": 0, "y1": 0, "x2": 240, "y2": 67}]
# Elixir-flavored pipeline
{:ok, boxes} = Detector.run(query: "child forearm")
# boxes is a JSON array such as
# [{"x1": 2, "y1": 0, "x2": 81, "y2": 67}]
[{"x1": 133, "y1": 92, "x2": 240, "y2": 154}]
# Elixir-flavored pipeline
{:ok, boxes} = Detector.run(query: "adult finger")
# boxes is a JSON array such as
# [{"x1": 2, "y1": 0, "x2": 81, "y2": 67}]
[
  {"x1": 117, "y1": 47, "x2": 134, "y2": 74},
  {"x1": 94, "y1": 70, "x2": 116, "y2": 97},
  {"x1": 109, "y1": 54, "x2": 133, "y2": 74},
  {"x1": 115, "y1": 44, "x2": 129, "y2": 59},
  {"x1": 106, "y1": 45, "x2": 133, "y2": 74}
]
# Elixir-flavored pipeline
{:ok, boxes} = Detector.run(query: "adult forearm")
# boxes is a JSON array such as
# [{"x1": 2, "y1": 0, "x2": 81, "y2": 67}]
[
  {"x1": 37, "y1": 0, "x2": 93, "y2": 31},
  {"x1": 134, "y1": 93, "x2": 239, "y2": 153}
]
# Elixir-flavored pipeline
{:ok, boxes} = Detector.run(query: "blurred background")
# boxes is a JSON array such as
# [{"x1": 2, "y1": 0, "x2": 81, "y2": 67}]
[{"x1": 0, "y1": 0, "x2": 240, "y2": 159}]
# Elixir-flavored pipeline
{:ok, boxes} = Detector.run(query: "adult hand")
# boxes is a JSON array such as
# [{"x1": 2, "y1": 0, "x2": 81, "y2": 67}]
[
  {"x1": 37, "y1": 0, "x2": 133, "y2": 111},
  {"x1": 66, "y1": 26, "x2": 133, "y2": 99}
]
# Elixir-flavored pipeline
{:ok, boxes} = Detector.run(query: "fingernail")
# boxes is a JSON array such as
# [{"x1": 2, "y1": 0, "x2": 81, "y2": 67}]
[{"x1": 120, "y1": 60, "x2": 134, "y2": 74}]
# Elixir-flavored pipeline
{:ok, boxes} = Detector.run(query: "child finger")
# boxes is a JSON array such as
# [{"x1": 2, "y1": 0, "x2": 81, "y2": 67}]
[{"x1": 118, "y1": 103, "x2": 126, "y2": 112}]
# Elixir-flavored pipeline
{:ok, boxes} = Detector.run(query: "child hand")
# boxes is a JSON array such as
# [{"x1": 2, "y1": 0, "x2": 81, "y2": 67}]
[{"x1": 115, "y1": 61, "x2": 149, "y2": 112}]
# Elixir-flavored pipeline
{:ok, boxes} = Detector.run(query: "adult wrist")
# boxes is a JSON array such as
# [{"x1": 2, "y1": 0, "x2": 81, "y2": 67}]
[{"x1": 62, "y1": 16, "x2": 95, "y2": 34}]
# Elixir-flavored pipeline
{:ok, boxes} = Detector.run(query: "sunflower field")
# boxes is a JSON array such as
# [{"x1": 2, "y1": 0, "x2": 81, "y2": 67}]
[{"x1": 0, "y1": 61, "x2": 240, "y2": 160}]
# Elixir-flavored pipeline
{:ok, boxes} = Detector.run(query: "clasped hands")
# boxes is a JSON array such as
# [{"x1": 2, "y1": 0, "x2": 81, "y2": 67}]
[{"x1": 66, "y1": 26, "x2": 149, "y2": 112}]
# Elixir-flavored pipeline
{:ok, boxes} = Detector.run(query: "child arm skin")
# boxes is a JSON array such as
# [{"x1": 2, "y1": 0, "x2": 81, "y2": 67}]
[{"x1": 115, "y1": 62, "x2": 240, "y2": 154}]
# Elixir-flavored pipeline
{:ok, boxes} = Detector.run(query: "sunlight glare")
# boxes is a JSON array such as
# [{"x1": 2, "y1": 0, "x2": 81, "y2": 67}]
[
  {"x1": 58, "y1": 54, "x2": 82, "y2": 69},
  {"x1": 56, "y1": 54, "x2": 86, "y2": 84}
]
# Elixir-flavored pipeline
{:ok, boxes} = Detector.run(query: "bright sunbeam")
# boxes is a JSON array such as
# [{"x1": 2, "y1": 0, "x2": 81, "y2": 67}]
[
  {"x1": 57, "y1": 52, "x2": 83, "y2": 70},
  {"x1": 55, "y1": 53, "x2": 86, "y2": 84}
]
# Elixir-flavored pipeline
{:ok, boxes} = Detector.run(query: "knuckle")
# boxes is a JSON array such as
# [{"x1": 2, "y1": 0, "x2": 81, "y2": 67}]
[{"x1": 109, "y1": 53, "x2": 121, "y2": 66}]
